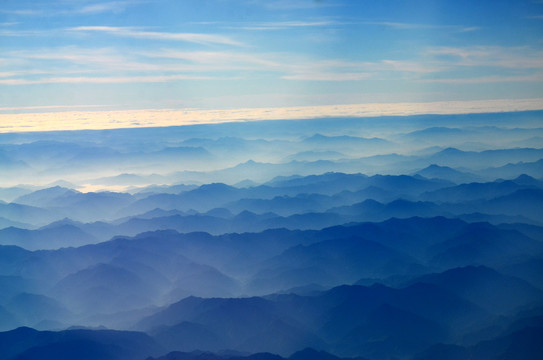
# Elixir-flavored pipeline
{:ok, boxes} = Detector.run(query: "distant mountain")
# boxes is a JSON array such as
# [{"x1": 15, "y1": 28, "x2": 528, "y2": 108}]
[
  {"x1": 0, "y1": 275, "x2": 36, "y2": 303},
  {"x1": 285, "y1": 151, "x2": 347, "y2": 162},
  {"x1": 482, "y1": 188, "x2": 543, "y2": 222},
  {"x1": 125, "y1": 183, "x2": 245, "y2": 214},
  {"x1": 413, "y1": 324, "x2": 543, "y2": 360},
  {"x1": 0, "y1": 217, "x2": 32, "y2": 230},
  {"x1": 327, "y1": 198, "x2": 447, "y2": 222},
  {"x1": 301, "y1": 134, "x2": 391, "y2": 155},
  {"x1": 420, "y1": 179, "x2": 530, "y2": 203},
  {"x1": 415, "y1": 164, "x2": 482, "y2": 183},
  {"x1": 0, "y1": 187, "x2": 34, "y2": 203},
  {"x1": 0, "y1": 305, "x2": 18, "y2": 331},
  {"x1": 403, "y1": 126, "x2": 466, "y2": 140},
  {"x1": 13, "y1": 188, "x2": 137, "y2": 222},
  {"x1": 88, "y1": 173, "x2": 170, "y2": 187},
  {"x1": 0, "y1": 224, "x2": 97, "y2": 250},
  {"x1": 427, "y1": 147, "x2": 543, "y2": 169},
  {"x1": 147, "y1": 348, "x2": 369, "y2": 360},
  {"x1": 136, "y1": 184, "x2": 199, "y2": 196},
  {"x1": 405, "y1": 266, "x2": 543, "y2": 315},
  {"x1": 0, "y1": 203, "x2": 57, "y2": 226},
  {"x1": 138, "y1": 282, "x2": 486, "y2": 358},
  {"x1": 52, "y1": 263, "x2": 159, "y2": 314},
  {"x1": 499, "y1": 257, "x2": 543, "y2": 290},
  {"x1": 428, "y1": 222, "x2": 543, "y2": 268},
  {"x1": 480, "y1": 159, "x2": 543, "y2": 180},
  {"x1": 248, "y1": 236, "x2": 424, "y2": 294},
  {"x1": 5, "y1": 293, "x2": 72, "y2": 327},
  {"x1": 14, "y1": 186, "x2": 78, "y2": 207}
]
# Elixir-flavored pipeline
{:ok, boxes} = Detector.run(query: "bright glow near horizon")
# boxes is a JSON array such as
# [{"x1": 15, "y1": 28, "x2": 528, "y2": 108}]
[{"x1": 1, "y1": 99, "x2": 543, "y2": 133}]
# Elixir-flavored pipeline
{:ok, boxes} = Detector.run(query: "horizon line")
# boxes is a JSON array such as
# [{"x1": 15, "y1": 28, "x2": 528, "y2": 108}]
[{"x1": 1, "y1": 98, "x2": 542, "y2": 133}]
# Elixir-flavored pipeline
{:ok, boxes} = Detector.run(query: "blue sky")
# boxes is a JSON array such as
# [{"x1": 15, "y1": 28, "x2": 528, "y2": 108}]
[{"x1": 1, "y1": 0, "x2": 543, "y2": 113}]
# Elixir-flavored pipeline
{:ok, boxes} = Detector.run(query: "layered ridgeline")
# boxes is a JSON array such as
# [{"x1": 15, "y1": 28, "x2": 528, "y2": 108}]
[{"x1": 0, "y1": 112, "x2": 542, "y2": 360}]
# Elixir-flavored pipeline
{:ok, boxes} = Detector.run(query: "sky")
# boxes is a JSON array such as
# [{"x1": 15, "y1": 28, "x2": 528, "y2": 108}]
[{"x1": 1, "y1": 0, "x2": 543, "y2": 130}]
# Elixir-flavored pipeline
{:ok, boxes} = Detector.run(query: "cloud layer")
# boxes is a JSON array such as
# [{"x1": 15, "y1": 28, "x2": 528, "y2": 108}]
[{"x1": 1, "y1": 98, "x2": 542, "y2": 133}]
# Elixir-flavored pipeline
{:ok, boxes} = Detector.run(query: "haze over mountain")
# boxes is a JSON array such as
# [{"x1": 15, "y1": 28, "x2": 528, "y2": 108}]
[
  {"x1": 2, "y1": 108, "x2": 543, "y2": 358},
  {"x1": 2, "y1": 109, "x2": 543, "y2": 360},
  {"x1": 2, "y1": 0, "x2": 543, "y2": 356}
]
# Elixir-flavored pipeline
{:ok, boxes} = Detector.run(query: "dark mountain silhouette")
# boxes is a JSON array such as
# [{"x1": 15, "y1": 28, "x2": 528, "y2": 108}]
[
  {"x1": 413, "y1": 324, "x2": 543, "y2": 360},
  {"x1": 406, "y1": 266, "x2": 543, "y2": 314},
  {"x1": 147, "y1": 348, "x2": 369, "y2": 360},
  {"x1": 428, "y1": 222, "x2": 543, "y2": 268},
  {"x1": 327, "y1": 198, "x2": 447, "y2": 222},
  {"x1": 247, "y1": 237, "x2": 423, "y2": 294},
  {"x1": 499, "y1": 257, "x2": 543, "y2": 290},
  {"x1": 137, "y1": 282, "x2": 488, "y2": 358},
  {"x1": 0, "y1": 326, "x2": 162, "y2": 360},
  {"x1": 482, "y1": 188, "x2": 543, "y2": 221}
]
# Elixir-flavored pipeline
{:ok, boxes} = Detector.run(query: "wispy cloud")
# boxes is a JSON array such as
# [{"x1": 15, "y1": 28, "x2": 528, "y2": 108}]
[
  {"x1": 0, "y1": 29, "x2": 53, "y2": 37},
  {"x1": 0, "y1": 70, "x2": 51, "y2": 78},
  {"x1": 363, "y1": 21, "x2": 480, "y2": 33},
  {"x1": 252, "y1": 0, "x2": 342, "y2": 10},
  {"x1": 233, "y1": 20, "x2": 336, "y2": 31},
  {"x1": 280, "y1": 57, "x2": 446, "y2": 82},
  {"x1": 141, "y1": 49, "x2": 279, "y2": 67},
  {"x1": 0, "y1": 104, "x2": 114, "y2": 112},
  {"x1": 0, "y1": 9, "x2": 43, "y2": 16},
  {"x1": 76, "y1": 1, "x2": 136, "y2": 14},
  {"x1": 427, "y1": 46, "x2": 543, "y2": 69},
  {"x1": 420, "y1": 74, "x2": 543, "y2": 84},
  {"x1": 0, "y1": 1, "x2": 140, "y2": 17},
  {"x1": 0, "y1": 74, "x2": 232, "y2": 85},
  {"x1": 1, "y1": 47, "x2": 277, "y2": 83},
  {"x1": 282, "y1": 72, "x2": 370, "y2": 81},
  {"x1": 69, "y1": 26, "x2": 243, "y2": 46}
]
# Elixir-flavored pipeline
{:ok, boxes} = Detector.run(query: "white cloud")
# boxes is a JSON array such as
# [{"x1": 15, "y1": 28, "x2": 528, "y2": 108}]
[
  {"x1": 252, "y1": 0, "x2": 342, "y2": 10},
  {"x1": 0, "y1": 9, "x2": 43, "y2": 16},
  {"x1": 420, "y1": 74, "x2": 543, "y2": 84},
  {"x1": 282, "y1": 72, "x2": 370, "y2": 81},
  {"x1": 0, "y1": 74, "x2": 232, "y2": 85},
  {"x1": 76, "y1": 1, "x2": 134, "y2": 14},
  {"x1": 0, "y1": 29, "x2": 52, "y2": 37},
  {"x1": 140, "y1": 49, "x2": 279, "y2": 66},
  {"x1": 2, "y1": 98, "x2": 543, "y2": 133},
  {"x1": 0, "y1": 1, "x2": 141, "y2": 17},
  {"x1": 233, "y1": 20, "x2": 336, "y2": 31},
  {"x1": 69, "y1": 26, "x2": 243, "y2": 46},
  {"x1": 427, "y1": 46, "x2": 543, "y2": 69},
  {"x1": 362, "y1": 21, "x2": 479, "y2": 33}
]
